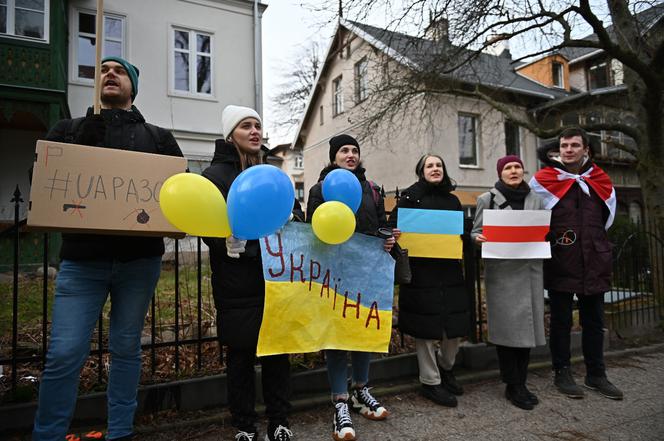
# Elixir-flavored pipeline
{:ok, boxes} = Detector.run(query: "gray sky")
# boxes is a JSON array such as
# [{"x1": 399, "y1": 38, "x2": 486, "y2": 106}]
[{"x1": 261, "y1": 1, "x2": 335, "y2": 146}]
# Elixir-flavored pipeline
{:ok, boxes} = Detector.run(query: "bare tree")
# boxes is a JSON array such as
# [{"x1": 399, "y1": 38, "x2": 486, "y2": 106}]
[
  {"x1": 307, "y1": 0, "x2": 664, "y2": 234},
  {"x1": 270, "y1": 41, "x2": 323, "y2": 140}
]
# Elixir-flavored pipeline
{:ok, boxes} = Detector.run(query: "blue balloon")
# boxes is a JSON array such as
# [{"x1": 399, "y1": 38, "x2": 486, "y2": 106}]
[
  {"x1": 322, "y1": 169, "x2": 362, "y2": 213},
  {"x1": 227, "y1": 165, "x2": 295, "y2": 240}
]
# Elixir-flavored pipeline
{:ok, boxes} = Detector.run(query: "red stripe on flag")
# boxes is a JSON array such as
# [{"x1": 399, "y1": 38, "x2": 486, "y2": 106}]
[{"x1": 483, "y1": 225, "x2": 550, "y2": 242}]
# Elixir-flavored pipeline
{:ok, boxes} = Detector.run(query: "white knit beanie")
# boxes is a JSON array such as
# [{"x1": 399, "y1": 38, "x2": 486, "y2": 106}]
[{"x1": 222, "y1": 105, "x2": 261, "y2": 138}]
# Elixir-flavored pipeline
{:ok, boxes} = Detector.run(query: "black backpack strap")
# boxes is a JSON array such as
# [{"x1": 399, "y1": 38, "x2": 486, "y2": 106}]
[
  {"x1": 367, "y1": 180, "x2": 380, "y2": 205},
  {"x1": 64, "y1": 117, "x2": 86, "y2": 143}
]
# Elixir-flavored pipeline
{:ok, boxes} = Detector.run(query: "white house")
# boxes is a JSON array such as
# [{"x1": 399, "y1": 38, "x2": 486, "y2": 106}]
[
  {"x1": 66, "y1": 0, "x2": 266, "y2": 172},
  {"x1": 293, "y1": 19, "x2": 568, "y2": 214}
]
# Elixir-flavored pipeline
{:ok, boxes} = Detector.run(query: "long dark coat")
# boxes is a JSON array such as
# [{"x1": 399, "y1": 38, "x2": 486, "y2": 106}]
[
  {"x1": 538, "y1": 161, "x2": 613, "y2": 295},
  {"x1": 202, "y1": 140, "x2": 303, "y2": 348},
  {"x1": 388, "y1": 180, "x2": 469, "y2": 339},
  {"x1": 306, "y1": 164, "x2": 387, "y2": 234}
]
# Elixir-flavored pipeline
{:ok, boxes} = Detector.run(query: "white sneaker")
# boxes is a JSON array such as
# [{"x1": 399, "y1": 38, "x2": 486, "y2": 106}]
[
  {"x1": 265, "y1": 424, "x2": 293, "y2": 441},
  {"x1": 235, "y1": 430, "x2": 257, "y2": 441},
  {"x1": 350, "y1": 385, "x2": 388, "y2": 420},
  {"x1": 332, "y1": 400, "x2": 356, "y2": 441}
]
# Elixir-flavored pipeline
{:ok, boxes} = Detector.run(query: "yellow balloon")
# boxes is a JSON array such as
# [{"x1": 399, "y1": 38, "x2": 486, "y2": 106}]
[
  {"x1": 312, "y1": 201, "x2": 356, "y2": 244},
  {"x1": 159, "y1": 173, "x2": 231, "y2": 237}
]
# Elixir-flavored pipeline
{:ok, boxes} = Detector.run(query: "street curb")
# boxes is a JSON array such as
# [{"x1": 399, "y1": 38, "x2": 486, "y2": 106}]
[{"x1": 132, "y1": 342, "x2": 664, "y2": 436}]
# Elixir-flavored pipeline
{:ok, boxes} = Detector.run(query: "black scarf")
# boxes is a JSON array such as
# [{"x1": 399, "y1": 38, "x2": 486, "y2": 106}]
[{"x1": 495, "y1": 180, "x2": 530, "y2": 210}]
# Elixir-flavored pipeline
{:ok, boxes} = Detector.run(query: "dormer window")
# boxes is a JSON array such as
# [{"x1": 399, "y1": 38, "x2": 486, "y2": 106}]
[{"x1": 552, "y1": 61, "x2": 564, "y2": 88}]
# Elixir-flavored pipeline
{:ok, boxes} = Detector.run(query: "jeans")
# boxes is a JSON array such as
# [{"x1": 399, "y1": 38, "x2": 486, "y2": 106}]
[
  {"x1": 325, "y1": 350, "x2": 371, "y2": 399},
  {"x1": 549, "y1": 291, "x2": 606, "y2": 377},
  {"x1": 33, "y1": 257, "x2": 161, "y2": 441},
  {"x1": 226, "y1": 347, "x2": 291, "y2": 432}
]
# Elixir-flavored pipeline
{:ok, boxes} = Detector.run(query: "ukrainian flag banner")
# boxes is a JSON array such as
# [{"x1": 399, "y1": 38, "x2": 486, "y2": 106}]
[
  {"x1": 257, "y1": 222, "x2": 395, "y2": 356},
  {"x1": 397, "y1": 208, "x2": 463, "y2": 259}
]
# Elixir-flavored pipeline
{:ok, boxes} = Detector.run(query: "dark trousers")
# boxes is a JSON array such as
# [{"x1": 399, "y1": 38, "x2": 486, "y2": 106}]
[
  {"x1": 549, "y1": 291, "x2": 605, "y2": 377},
  {"x1": 226, "y1": 346, "x2": 292, "y2": 432},
  {"x1": 495, "y1": 345, "x2": 530, "y2": 385}
]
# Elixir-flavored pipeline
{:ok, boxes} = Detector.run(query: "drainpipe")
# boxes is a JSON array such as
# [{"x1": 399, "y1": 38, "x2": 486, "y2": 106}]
[{"x1": 253, "y1": 0, "x2": 262, "y2": 116}]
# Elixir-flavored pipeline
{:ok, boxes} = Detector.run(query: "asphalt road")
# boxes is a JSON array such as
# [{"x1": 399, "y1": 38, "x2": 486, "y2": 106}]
[{"x1": 136, "y1": 347, "x2": 664, "y2": 441}]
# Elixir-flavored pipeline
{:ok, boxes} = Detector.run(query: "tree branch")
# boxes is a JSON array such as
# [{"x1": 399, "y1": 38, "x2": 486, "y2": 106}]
[{"x1": 574, "y1": 0, "x2": 661, "y2": 90}]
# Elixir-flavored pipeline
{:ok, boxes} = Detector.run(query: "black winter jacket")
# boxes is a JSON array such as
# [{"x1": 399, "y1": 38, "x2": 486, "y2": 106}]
[
  {"x1": 305, "y1": 164, "x2": 387, "y2": 235},
  {"x1": 202, "y1": 139, "x2": 304, "y2": 348},
  {"x1": 388, "y1": 179, "x2": 469, "y2": 339},
  {"x1": 45, "y1": 106, "x2": 183, "y2": 262}
]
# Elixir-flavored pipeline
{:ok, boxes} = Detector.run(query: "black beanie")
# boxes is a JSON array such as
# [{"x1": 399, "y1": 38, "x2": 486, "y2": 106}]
[{"x1": 329, "y1": 134, "x2": 360, "y2": 163}]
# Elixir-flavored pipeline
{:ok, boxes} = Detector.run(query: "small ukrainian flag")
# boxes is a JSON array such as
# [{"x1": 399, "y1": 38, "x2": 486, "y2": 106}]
[{"x1": 397, "y1": 208, "x2": 463, "y2": 259}]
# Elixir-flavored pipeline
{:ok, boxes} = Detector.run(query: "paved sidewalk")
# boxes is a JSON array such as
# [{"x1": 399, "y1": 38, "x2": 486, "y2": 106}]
[{"x1": 138, "y1": 347, "x2": 664, "y2": 441}]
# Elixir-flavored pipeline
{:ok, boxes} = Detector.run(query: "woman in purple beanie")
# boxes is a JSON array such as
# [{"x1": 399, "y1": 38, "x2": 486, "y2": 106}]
[{"x1": 471, "y1": 155, "x2": 547, "y2": 410}]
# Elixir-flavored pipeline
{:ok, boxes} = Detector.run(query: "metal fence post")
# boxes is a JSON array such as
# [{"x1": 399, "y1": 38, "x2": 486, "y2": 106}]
[
  {"x1": 174, "y1": 238, "x2": 180, "y2": 373},
  {"x1": 42, "y1": 232, "x2": 49, "y2": 367},
  {"x1": 463, "y1": 217, "x2": 479, "y2": 343},
  {"x1": 197, "y1": 237, "x2": 202, "y2": 370},
  {"x1": 11, "y1": 186, "x2": 23, "y2": 396}
]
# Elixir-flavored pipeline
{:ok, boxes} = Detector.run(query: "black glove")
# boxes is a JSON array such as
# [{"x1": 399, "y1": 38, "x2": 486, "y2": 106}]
[{"x1": 74, "y1": 114, "x2": 106, "y2": 146}]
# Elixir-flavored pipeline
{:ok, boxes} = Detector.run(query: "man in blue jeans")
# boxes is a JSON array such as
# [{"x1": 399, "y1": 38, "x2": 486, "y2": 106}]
[{"x1": 32, "y1": 57, "x2": 183, "y2": 441}]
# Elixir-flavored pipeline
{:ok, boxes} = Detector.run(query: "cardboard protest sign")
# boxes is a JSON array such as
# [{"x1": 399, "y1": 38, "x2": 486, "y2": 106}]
[
  {"x1": 397, "y1": 208, "x2": 463, "y2": 259},
  {"x1": 481, "y1": 209, "x2": 552, "y2": 259},
  {"x1": 27, "y1": 140, "x2": 187, "y2": 236},
  {"x1": 257, "y1": 222, "x2": 395, "y2": 356}
]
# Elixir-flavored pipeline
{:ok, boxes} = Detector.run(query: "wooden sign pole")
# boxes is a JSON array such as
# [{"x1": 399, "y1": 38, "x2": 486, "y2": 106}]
[{"x1": 93, "y1": 0, "x2": 104, "y2": 115}]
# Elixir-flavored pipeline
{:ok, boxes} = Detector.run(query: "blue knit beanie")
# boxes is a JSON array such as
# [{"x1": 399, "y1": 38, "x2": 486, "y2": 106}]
[{"x1": 102, "y1": 56, "x2": 139, "y2": 101}]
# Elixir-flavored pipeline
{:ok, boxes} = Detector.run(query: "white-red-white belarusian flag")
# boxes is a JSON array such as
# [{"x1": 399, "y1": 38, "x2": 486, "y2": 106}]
[
  {"x1": 481, "y1": 210, "x2": 552, "y2": 259},
  {"x1": 529, "y1": 165, "x2": 616, "y2": 229}
]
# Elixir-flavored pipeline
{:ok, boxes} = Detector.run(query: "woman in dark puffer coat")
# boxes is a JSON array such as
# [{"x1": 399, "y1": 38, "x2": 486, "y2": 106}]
[
  {"x1": 202, "y1": 105, "x2": 303, "y2": 441},
  {"x1": 388, "y1": 154, "x2": 468, "y2": 408}
]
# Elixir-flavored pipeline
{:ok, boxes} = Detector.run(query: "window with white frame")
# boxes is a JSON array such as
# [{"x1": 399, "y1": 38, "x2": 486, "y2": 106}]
[
  {"x1": 354, "y1": 57, "x2": 368, "y2": 103},
  {"x1": 294, "y1": 154, "x2": 303, "y2": 169},
  {"x1": 172, "y1": 28, "x2": 212, "y2": 96},
  {"x1": 458, "y1": 113, "x2": 479, "y2": 166},
  {"x1": 1, "y1": 0, "x2": 49, "y2": 41},
  {"x1": 76, "y1": 10, "x2": 124, "y2": 80},
  {"x1": 332, "y1": 75, "x2": 343, "y2": 116},
  {"x1": 552, "y1": 61, "x2": 564, "y2": 88}
]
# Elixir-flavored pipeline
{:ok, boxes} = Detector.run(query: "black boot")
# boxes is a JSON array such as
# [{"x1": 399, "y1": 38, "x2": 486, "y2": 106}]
[
  {"x1": 523, "y1": 384, "x2": 539, "y2": 405},
  {"x1": 505, "y1": 384, "x2": 534, "y2": 410},
  {"x1": 584, "y1": 375, "x2": 623, "y2": 400},
  {"x1": 421, "y1": 384, "x2": 458, "y2": 407},
  {"x1": 441, "y1": 369, "x2": 464, "y2": 396},
  {"x1": 554, "y1": 367, "x2": 585, "y2": 398}
]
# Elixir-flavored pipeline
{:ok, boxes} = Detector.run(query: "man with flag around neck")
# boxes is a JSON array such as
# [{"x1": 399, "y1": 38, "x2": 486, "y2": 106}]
[{"x1": 530, "y1": 127, "x2": 623, "y2": 401}]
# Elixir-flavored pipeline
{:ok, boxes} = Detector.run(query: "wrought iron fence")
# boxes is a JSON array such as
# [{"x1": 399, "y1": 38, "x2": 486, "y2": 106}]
[{"x1": 1, "y1": 186, "x2": 662, "y2": 403}]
